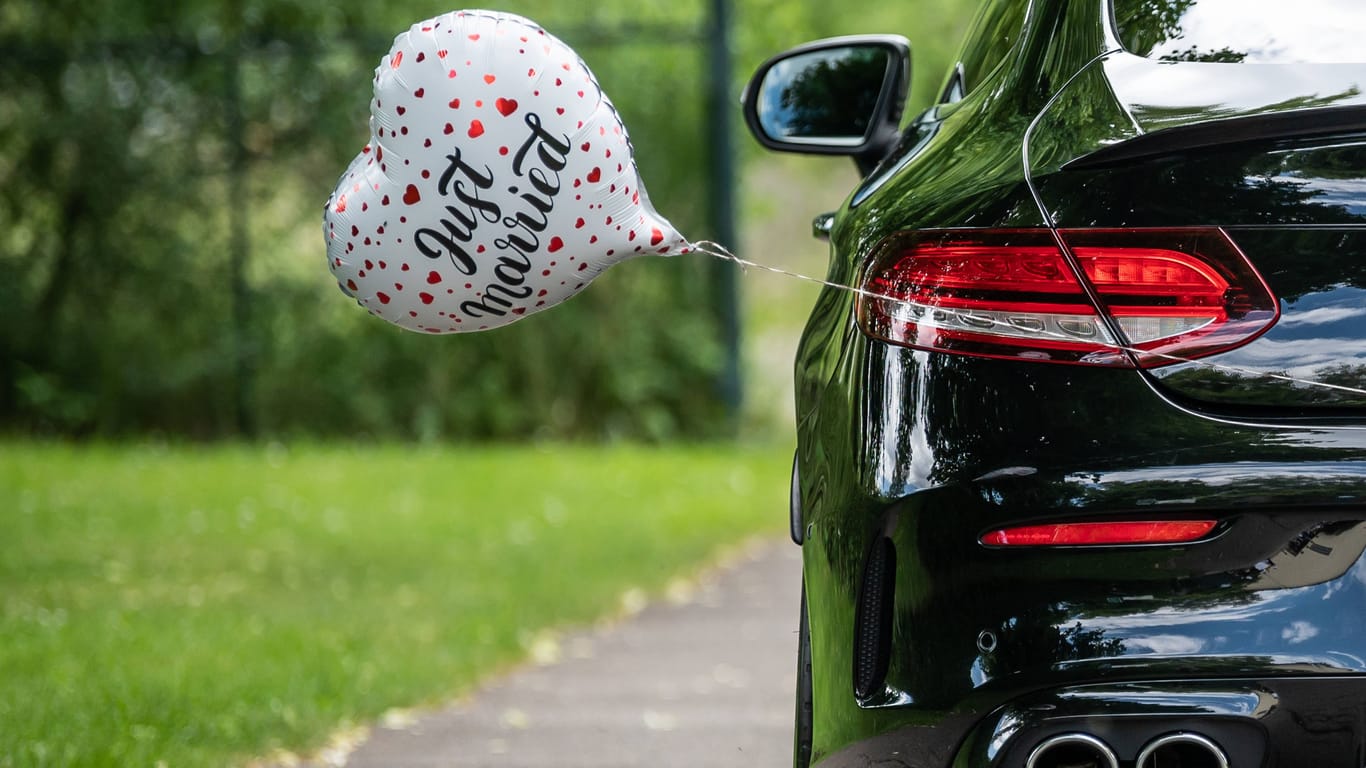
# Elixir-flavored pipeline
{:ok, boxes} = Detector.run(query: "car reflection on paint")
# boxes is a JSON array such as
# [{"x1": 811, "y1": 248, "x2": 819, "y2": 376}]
[{"x1": 741, "y1": 0, "x2": 1366, "y2": 766}]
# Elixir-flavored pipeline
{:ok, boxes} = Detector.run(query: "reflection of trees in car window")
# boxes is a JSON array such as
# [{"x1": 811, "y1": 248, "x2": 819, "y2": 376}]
[
  {"x1": 1115, "y1": 0, "x2": 1249, "y2": 62},
  {"x1": 1159, "y1": 45, "x2": 1246, "y2": 63},
  {"x1": 1113, "y1": 0, "x2": 1363, "y2": 63},
  {"x1": 778, "y1": 50, "x2": 886, "y2": 138},
  {"x1": 1112, "y1": 0, "x2": 1198, "y2": 58}
]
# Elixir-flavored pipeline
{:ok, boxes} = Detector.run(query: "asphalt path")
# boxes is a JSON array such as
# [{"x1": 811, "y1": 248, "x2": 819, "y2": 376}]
[{"x1": 332, "y1": 538, "x2": 803, "y2": 767}]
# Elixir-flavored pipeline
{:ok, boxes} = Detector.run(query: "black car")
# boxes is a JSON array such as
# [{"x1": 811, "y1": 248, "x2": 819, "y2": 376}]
[{"x1": 742, "y1": 0, "x2": 1366, "y2": 766}]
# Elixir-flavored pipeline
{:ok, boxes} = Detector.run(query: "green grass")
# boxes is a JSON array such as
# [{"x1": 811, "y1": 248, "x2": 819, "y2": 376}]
[{"x1": 0, "y1": 442, "x2": 788, "y2": 767}]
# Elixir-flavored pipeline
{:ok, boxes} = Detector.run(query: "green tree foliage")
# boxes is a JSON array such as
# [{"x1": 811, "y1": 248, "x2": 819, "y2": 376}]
[{"x1": 0, "y1": 0, "x2": 975, "y2": 440}]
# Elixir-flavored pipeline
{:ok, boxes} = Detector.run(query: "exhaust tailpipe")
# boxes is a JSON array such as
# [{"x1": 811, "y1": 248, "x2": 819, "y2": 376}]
[
  {"x1": 1025, "y1": 733, "x2": 1119, "y2": 768},
  {"x1": 1136, "y1": 732, "x2": 1229, "y2": 768}
]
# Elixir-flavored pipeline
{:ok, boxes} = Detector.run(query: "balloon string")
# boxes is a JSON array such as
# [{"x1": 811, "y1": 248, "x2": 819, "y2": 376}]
[{"x1": 686, "y1": 240, "x2": 1366, "y2": 399}]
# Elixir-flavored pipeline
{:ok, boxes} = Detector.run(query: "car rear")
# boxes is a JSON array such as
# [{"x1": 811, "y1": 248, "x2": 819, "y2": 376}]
[{"x1": 811, "y1": 4, "x2": 1366, "y2": 767}]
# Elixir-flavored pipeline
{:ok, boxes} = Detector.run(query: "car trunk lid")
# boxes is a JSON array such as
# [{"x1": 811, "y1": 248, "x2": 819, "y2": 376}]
[{"x1": 1029, "y1": 54, "x2": 1366, "y2": 414}]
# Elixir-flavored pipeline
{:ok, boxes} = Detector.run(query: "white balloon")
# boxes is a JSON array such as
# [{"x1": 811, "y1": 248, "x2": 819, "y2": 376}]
[{"x1": 324, "y1": 10, "x2": 690, "y2": 333}]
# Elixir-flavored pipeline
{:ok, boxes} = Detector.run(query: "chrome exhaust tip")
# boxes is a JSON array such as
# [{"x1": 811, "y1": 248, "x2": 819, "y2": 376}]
[
  {"x1": 1025, "y1": 733, "x2": 1119, "y2": 768},
  {"x1": 1136, "y1": 732, "x2": 1229, "y2": 768}
]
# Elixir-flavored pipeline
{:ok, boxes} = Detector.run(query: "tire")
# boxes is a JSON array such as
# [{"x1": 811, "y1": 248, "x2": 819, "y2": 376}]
[{"x1": 794, "y1": 582, "x2": 814, "y2": 768}]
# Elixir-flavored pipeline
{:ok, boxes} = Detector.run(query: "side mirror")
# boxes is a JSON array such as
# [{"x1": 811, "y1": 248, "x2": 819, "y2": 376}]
[{"x1": 742, "y1": 36, "x2": 910, "y2": 174}]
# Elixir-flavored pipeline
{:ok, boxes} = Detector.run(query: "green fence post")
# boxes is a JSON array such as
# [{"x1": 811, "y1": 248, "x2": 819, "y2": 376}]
[
  {"x1": 225, "y1": 19, "x2": 255, "y2": 438},
  {"x1": 706, "y1": 0, "x2": 743, "y2": 429}
]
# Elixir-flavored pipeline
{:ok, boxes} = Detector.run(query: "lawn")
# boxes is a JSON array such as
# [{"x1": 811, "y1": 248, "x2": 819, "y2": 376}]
[{"x1": 0, "y1": 442, "x2": 789, "y2": 767}]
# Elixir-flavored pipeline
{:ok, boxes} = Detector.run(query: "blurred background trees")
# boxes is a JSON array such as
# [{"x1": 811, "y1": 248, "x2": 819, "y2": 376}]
[{"x1": 0, "y1": 0, "x2": 973, "y2": 442}]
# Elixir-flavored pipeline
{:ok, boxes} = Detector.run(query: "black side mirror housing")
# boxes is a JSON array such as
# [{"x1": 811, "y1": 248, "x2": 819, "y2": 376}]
[{"x1": 741, "y1": 36, "x2": 911, "y2": 175}]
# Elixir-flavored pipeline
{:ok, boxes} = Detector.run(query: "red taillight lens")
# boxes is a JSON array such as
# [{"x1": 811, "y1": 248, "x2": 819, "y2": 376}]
[
  {"x1": 1064, "y1": 229, "x2": 1279, "y2": 367},
  {"x1": 980, "y1": 520, "x2": 1218, "y2": 547},
  {"x1": 856, "y1": 228, "x2": 1278, "y2": 367},
  {"x1": 858, "y1": 230, "x2": 1127, "y2": 365}
]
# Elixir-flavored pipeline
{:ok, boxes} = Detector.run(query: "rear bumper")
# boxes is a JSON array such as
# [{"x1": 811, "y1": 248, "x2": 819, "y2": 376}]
[
  {"x1": 814, "y1": 677, "x2": 1366, "y2": 767},
  {"x1": 799, "y1": 335, "x2": 1366, "y2": 764},
  {"x1": 859, "y1": 487, "x2": 1366, "y2": 710},
  {"x1": 962, "y1": 677, "x2": 1366, "y2": 768}
]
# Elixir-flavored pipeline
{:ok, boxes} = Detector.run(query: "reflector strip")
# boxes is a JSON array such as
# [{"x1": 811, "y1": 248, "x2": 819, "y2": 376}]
[{"x1": 980, "y1": 520, "x2": 1217, "y2": 547}]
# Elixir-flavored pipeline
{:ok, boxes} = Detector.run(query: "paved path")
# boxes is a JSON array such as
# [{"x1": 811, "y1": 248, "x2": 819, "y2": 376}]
[{"x1": 339, "y1": 539, "x2": 802, "y2": 768}]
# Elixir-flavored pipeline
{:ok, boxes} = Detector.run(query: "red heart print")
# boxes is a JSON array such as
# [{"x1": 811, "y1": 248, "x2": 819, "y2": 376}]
[
  {"x1": 377, "y1": 292, "x2": 391, "y2": 304},
  {"x1": 414, "y1": 88, "x2": 424, "y2": 98},
  {"x1": 426, "y1": 270, "x2": 442, "y2": 285},
  {"x1": 402, "y1": 184, "x2": 421, "y2": 205},
  {"x1": 495, "y1": 98, "x2": 518, "y2": 116},
  {"x1": 548, "y1": 237, "x2": 565, "y2": 253},
  {"x1": 420, "y1": 292, "x2": 435, "y2": 305},
  {"x1": 650, "y1": 228, "x2": 664, "y2": 246},
  {"x1": 586, "y1": 167, "x2": 601, "y2": 183},
  {"x1": 444, "y1": 123, "x2": 454, "y2": 135},
  {"x1": 468, "y1": 120, "x2": 484, "y2": 138},
  {"x1": 484, "y1": 74, "x2": 496, "y2": 84}
]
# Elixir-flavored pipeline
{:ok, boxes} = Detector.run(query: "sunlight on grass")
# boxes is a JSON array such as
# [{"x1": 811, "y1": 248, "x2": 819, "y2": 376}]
[{"x1": 0, "y1": 442, "x2": 787, "y2": 767}]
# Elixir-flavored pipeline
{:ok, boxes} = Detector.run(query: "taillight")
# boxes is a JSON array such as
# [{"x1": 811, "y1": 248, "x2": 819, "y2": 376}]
[
  {"x1": 856, "y1": 228, "x2": 1278, "y2": 367},
  {"x1": 980, "y1": 520, "x2": 1218, "y2": 547}
]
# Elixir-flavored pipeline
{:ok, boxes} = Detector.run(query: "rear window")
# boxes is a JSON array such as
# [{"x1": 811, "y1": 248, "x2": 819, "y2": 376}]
[{"x1": 1112, "y1": 0, "x2": 1366, "y2": 64}]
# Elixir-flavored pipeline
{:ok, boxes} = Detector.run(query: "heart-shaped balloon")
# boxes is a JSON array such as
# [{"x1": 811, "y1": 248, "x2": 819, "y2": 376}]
[{"x1": 323, "y1": 10, "x2": 692, "y2": 333}]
